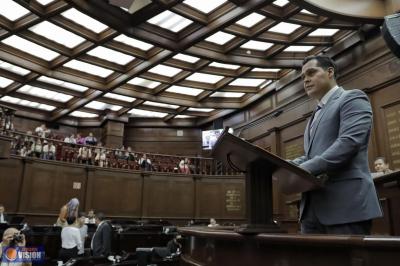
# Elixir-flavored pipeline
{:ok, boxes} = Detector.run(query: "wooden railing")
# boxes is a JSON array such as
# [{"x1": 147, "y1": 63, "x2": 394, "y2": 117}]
[{"x1": 6, "y1": 130, "x2": 240, "y2": 176}]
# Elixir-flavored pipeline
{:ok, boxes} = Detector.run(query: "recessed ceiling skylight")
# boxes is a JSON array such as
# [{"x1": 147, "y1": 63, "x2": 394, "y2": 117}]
[
  {"x1": 29, "y1": 21, "x2": 85, "y2": 48},
  {"x1": 300, "y1": 9, "x2": 315, "y2": 15},
  {"x1": 209, "y1": 62, "x2": 240, "y2": 70},
  {"x1": 143, "y1": 101, "x2": 179, "y2": 109},
  {"x1": 104, "y1": 93, "x2": 136, "y2": 102},
  {"x1": 61, "y1": 8, "x2": 108, "y2": 33},
  {"x1": 240, "y1": 40, "x2": 273, "y2": 51},
  {"x1": 1, "y1": 0, "x2": 30, "y2": 21},
  {"x1": 2, "y1": 36, "x2": 60, "y2": 61},
  {"x1": 175, "y1": 115, "x2": 194, "y2": 118},
  {"x1": 114, "y1": 35, "x2": 154, "y2": 51},
  {"x1": 229, "y1": 78, "x2": 265, "y2": 87},
  {"x1": 0, "y1": 60, "x2": 30, "y2": 76},
  {"x1": 85, "y1": 101, "x2": 122, "y2": 111},
  {"x1": 18, "y1": 85, "x2": 73, "y2": 102},
  {"x1": 185, "y1": 73, "x2": 224, "y2": 84},
  {"x1": 309, "y1": 29, "x2": 339, "y2": 36},
  {"x1": 268, "y1": 22, "x2": 300, "y2": 34},
  {"x1": 64, "y1": 60, "x2": 113, "y2": 78},
  {"x1": 37, "y1": 76, "x2": 88, "y2": 92},
  {"x1": 211, "y1": 92, "x2": 245, "y2": 98},
  {"x1": 70, "y1": 111, "x2": 98, "y2": 118},
  {"x1": 148, "y1": 10, "x2": 192, "y2": 32},
  {"x1": 236, "y1": 13, "x2": 265, "y2": 28},
  {"x1": 166, "y1": 85, "x2": 203, "y2": 96},
  {"x1": 188, "y1": 107, "x2": 214, "y2": 112},
  {"x1": 205, "y1": 31, "x2": 235, "y2": 45},
  {"x1": 273, "y1": 0, "x2": 289, "y2": 7},
  {"x1": 284, "y1": 46, "x2": 314, "y2": 52},
  {"x1": 36, "y1": 0, "x2": 56, "y2": 5},
  {"x1": 0, "y1": 77, "x2": 14, "y2": 88},
  {"x1": 148, "y1": 65, "x2": 182, "y2": 77},
  {"x1": 128, "y1": 77, "x2": 161, "y2": 89},
  {"x1": 87, "y1": 46, "x2": 135, "y2": 65},
  {"x1": 128, "y1": 108, "x2": 167, "y2": 118},
  {"x1": 252, "y1": 68, "x2": 281, "y2": 72},
  {"x1": 173, "y1": 54, "x2": 200, "y2": 63},
  {"x1": 183, "y1": 0, "x2": 226, "y2": 14},
  {"x1": 0, "y1": 96, "x2": 56, "y2": 111}
]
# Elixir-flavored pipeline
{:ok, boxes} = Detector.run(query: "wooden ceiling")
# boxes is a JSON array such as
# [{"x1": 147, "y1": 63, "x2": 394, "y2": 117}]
[{"x1": 0, "y1": 0, "x2": 378, "y2": 127}]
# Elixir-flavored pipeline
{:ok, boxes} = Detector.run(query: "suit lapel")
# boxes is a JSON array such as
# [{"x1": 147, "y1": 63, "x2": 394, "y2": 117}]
[{"x1": 306, "y1": 87, "x2": 344, "y2": 155}]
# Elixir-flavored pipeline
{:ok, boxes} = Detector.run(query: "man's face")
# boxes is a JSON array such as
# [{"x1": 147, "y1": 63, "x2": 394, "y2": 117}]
[
  {"x1": 374, "y1": 159, "x2": 388, "y2": 172},
  {"x1": 301, "y1": 59, "x2": 334, "y2": 100}
]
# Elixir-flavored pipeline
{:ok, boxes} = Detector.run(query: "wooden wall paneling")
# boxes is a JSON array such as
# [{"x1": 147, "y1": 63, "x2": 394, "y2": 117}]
[
  {"x1": 85, "y1": 168, "x2": 143, "y2": 217},
  {"x1": 0, "y1": 158, "x2": 24, "y2": 212},
  {"x1": 195, "y1": 177, "x2": 245, "y2": 220},
  {"x1": 18, "y1": 160, "x2": 87, "y2": 214},
  {"x1": 142, "y1": 174, "x2": 194, "y2": 218}
]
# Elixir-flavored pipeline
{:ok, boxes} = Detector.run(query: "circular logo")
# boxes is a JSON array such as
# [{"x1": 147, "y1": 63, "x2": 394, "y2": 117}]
[{"x1": 4, "y1": 247, "x2": 18, "y2": 262}]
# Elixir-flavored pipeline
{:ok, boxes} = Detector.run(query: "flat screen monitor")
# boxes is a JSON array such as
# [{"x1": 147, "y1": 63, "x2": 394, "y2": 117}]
[{"x1": 202, "y1": 129, "x2": 223, "y2": 150}]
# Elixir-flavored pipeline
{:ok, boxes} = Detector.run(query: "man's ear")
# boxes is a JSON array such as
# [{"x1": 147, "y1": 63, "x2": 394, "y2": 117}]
[{"x1": 327, "y1": 67, "x2": 335, "y2": 79}]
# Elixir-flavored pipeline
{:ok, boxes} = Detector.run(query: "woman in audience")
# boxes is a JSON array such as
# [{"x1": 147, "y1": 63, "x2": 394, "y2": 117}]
[
  {"x1": 59, "y1": 216, "x2": 82, "y2": 263},
  {"x1": 179, "y1": 158, "x2": 190, "y2": 174},
  {"x1": 76, "y1": 133, "x2": 85, "y2": 145},
  {"x1": 64, "y1": 134, "x2": 77, "y2": 144},
  {"x1": 85, "y1": 132, "x2": 97, "y2": 146},
  {"x1": 42, "y1": 141, "x2": 56, "y2": 160},
  {"x1": 78, "y1": 146, "x2": 92, "y2": 165},
  {"x1": 30, "y1": 138, "x2": 42, "y2": 158},
  {"x1": 56, "y1": 198, "x2": 80, "y2": 227}
]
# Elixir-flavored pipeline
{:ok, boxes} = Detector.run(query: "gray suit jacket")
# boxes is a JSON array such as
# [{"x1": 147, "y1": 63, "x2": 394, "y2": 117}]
[
  {"x1": 92, "y1": 221, "x2": 112, "y2": 256},
  {"x1": 293, "y1": 87, "x2": 382, "y2": 225}
]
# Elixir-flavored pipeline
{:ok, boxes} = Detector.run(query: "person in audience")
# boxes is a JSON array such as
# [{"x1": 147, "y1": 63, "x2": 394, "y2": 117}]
[
  {"x1": 56, "y1": 198, "x2": 80, "y2": 227},
  {"x1": 76, "y1": 133, "x2": 85, "y2": 145},
  {"x1": 30, "y1": 138, "x2": 42, "y2": 158},
  {"x1": 94, "y1": 143, "x2": 107, "y2": 167},
  {"x1": 179, "y1": 158, "x2": 190, "y2": 174},
  {"x1": 126, "y1": 147, "x2": 135, "y2": 161},
  {"x1": 85, "y1": 132, "x2": 97, "y2": 146},
  {"x1": 77, "y1": 212, "x2": 88, "y2": 256},
  {"x1": 0, "y1": 204, "x2": 8, "y2": 224},
  {"x1": 91, "y1": 212, "x2": 112, "y2": 257},
  {"x1": 139, "y1": 154, "x2": 152, "y2": 171},
  {"x1": 59, "y1": 216, "x2": 82, "y2": 263},
  {"x1": 78, "y1": 146, "x2": 92, "y2": 165},
  {"x1": 19, "y1": 145, "x2": 28, "y2": 157},
  {"x1": 42, "y1": 141, "x2": 56, "y2": 160},
  {"x1": 290, "y1": 55, "x2": 382, "y2": 235},
  {"x1": 207, "y1": 218, "x2": 219, "y2": 227},
  {"x1": 153, "y1": 234, "x2": 182, "y2": 259},
  {"x1": 85, "y1": 209, "x2": 96, "y2": 224},
  {"x1": 64, "y1": 134, "x2": 77, "y2": 144},
  {"x1": 0, "y1": 227, "x2": 31, "y2": 266},
  {"x1": 34, "y1": 124, "x2": 50, "y2": 138},
  {"x1": 371, "y1": 157, "x2": 393, "y2": 178}
]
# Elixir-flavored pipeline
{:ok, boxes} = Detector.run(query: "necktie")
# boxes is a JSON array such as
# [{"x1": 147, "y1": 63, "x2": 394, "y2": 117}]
[{"x1": 309, "y1": 105, "x2": 322, "y2": 136}]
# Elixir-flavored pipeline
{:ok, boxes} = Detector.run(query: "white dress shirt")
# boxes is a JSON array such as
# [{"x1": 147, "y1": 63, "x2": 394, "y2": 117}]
[
  {"x1": 310, "y1": 85, "x2": 340, "y2": 134},
  {"x1": 61, "y1": 226, "x2": 82, "y2": 250}
]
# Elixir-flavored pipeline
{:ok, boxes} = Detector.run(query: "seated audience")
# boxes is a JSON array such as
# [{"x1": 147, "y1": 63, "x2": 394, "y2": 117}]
[
  {"x1": 85, "y1": 209, "x2": 96, "y2": 224},
  {"x1": 59, "y1": 216, "x2": 82, "y2": 263},
  {"x1": 85, "y1": 132, "x2": 97, "y2": 146},
  {"x1": 64, "y1": 134, "x2": 77, "y2": 144},
  {"x1": 126, "y1": 147, "x2": 135, "y2": 161},
  {"x1": 91, "y1": 212, "x2": 112, "y2": 257},
  {"x1": 139, "y1": 154, "x2": 152, "y2": 171},
  {"x1": 77, "y1": 212, "x2": 88, "y2": 256},
  {"x1": 94, "y1": 144, "x2": 107, "y2": 167},
  {"x1": 56, "y1": 198, "x2": 80, "y2": 227},
  {"x1": 0, "y1": 227, "x2": 31, "y2": 266},
  {"x1": 78, "y1": 146, "x2": 92, "y2": 164},
  {"x1": 179, "y1": 158, "x2": 190, "y2": 174},
  {"x1": 0, "y1": 204, "x2": 8, "y2": 224},
  {"x1": 371, "y1": 157, "x2": 393, "y2": 178},
  {"x1": 30, "y1": 138, "x2": 42, "y2": 158},
  {"x1": 42, "y1": 141, "x2": 56, "y2": 160},
  {"x1": 76, "y1": 133, "x2": 85, "y2": 145},
  {"x1": 207, "y1": 218, "x2": 219, "y2": 227}
]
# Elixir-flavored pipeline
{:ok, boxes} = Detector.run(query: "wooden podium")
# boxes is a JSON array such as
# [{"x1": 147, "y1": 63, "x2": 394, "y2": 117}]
[{"x1": 212, "y1": 131, "x2": 325, "y2": 233}]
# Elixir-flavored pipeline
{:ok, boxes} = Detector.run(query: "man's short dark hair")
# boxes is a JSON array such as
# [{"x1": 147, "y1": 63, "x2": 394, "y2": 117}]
[
  {"x1": 96, "y1": 212, "x2": 106, "y2": 221},
  {"x1": 66, "y1": 216, "x2": 76, "y2": 225},
  {"x1": 303, "y1": 55, "x2": 338, "y2": 79}
]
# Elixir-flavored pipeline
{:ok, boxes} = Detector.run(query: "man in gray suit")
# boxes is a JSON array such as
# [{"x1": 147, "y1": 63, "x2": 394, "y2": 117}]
[
  {"x1": 91, "y1": 212, "x2": 112, "y2": 256},
  {"x1": 292, "y1": 55, "x2": 382, "y2": 235}
]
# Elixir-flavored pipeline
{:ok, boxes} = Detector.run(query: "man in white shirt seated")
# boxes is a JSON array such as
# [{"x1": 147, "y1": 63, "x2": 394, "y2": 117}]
[
  {"x1": 0, "y1": 204, "x2": 8, "y2": 224},
  {"x1": 371, "y1": 157, "x2": 394, "y2": 178},
  {"x1": 42, "y1": 141, "x2": 56, "y2": 160}
]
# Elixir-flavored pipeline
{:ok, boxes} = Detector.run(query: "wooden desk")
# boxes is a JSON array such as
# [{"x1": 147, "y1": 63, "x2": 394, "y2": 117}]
[{"x1": 180, "y1": 227, "x2": 400, "y2": 266}]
